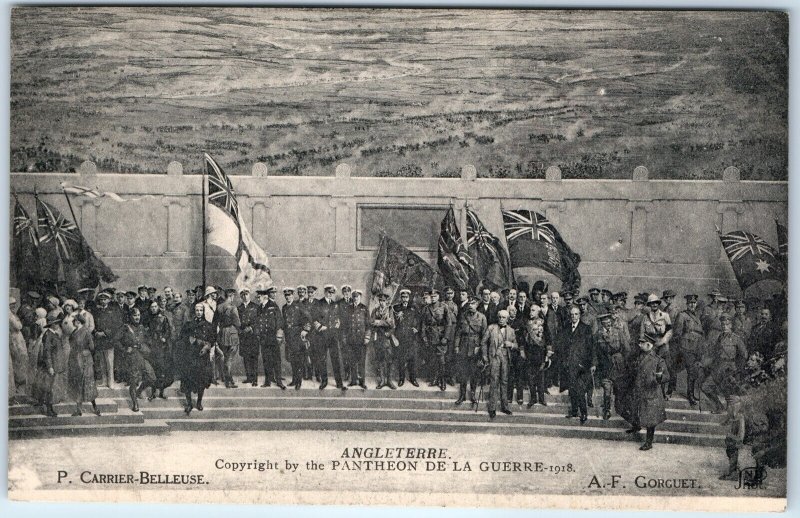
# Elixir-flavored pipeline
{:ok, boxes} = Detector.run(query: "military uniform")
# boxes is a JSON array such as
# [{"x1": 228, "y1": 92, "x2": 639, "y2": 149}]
[
  {"x1": 628, "y1": 341, "x2": 669, "y2": 450},
  {"x1": 238, "y1": 298, "x2": 260, "y2": 384},
  {"x1": 452, "y1": 308, "x2": 487, "y2": 404},
  {"x1": 311, "y1": 297, "x2": 346, "y2": 389},
  {"x1": 215, "y1": 299, "x2": 241, "y2": 387},
  {"x1": 346, "y1": 299, "x2": 369, "y2": 387},
  {"x1": 282, "y1": 300, "x2": 312, "y2": 389},
  {"x1": 672, "y1": 306, "x2": 705, "y2": 404},
  {"x1": 336, "y1": 296, "x2": 355, "y2": 380},
  {"x1": 700, "y1": 331, "x2": 747, "y2": 412},
  {"x1": 146, "y1": 309, "x2": 174, "y2": 395},
  {"x1": 593, "y1": 321, "x2": 629, "y2": 419},
  {"x1": 421, "y1": 299, "x2": 455, "y2": 390},
  {"x1": 732, "y1": 313, "x2": 752, "y2": 342},
  {"x1": 639, "y1": 309, "x2": 672, "y2": 360},
  {"x1": 393, "y1": 300, "x2": 420, "y2": 386},
  {"x1": 371, "y1": 303, "x2": 396, "y2": 389},
  {"x1": 254, "y1": 299, "x2": 285, "y2": 388}
]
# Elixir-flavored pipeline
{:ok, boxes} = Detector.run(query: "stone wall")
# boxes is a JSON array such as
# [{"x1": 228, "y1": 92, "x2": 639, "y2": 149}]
[{"x1": 10, "y1": 161, "x2": 788, "y2": 298}]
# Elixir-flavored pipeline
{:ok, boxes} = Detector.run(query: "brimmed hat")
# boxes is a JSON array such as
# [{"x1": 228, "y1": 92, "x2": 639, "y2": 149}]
[
  {"x1": 204, "y1": 286, "x2": 217, "y2": 297},
  {"x1": 282, "y1": 287, "x2": 295, "y2": 294},
  {"x1": 646, "y1": 293, "x2": 662, "y2": 305},
  {"x1": 662, "y1": 289, "x2": 677, "y2": 298},
  {"x1": 353, "y1": 289, "x2": 363, "y2": 297},
  {"x1": 323, "y1": 284, "x2": 336, "y2": 292},
  {"x1": 588, "y1": 287, "x2": 601, "y2": 294},
  {"x1": 97, "y1": 292, "x2": 112, "y2": 300},
  {"x1": 340, "y1": 284, "x2": 352, "y2": 292},
  {"x1": 296, "y1": 285, "x2": 307, "y2": 292},
  {"x1": 377, "y1": 292, "x2": 390, "y2": 300},
  {"x1": 684, "y1": 294, "x2": 699, "y2": 302},
  {"x1": 62, "y1": 299, "x2": 78, "y2": 310}
]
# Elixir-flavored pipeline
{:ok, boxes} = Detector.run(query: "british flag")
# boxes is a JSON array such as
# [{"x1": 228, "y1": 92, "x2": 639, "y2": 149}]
[
  {"x1": 718, "y1": 230, "x2": 784, "y2": 290},
  {"x1": 36, "y1": 197, "x2": 80, "y2": 261},
  {"x1": 206, "y1": 153, "x2": 240, "y2": 222},
  {"x1": 14, "y1": 198, "x2": 38, "y2": 245},
  {"x1": 502, "y1": 209, "x2": 556, "y2": 245},
  {"x1": 464, "y1": 208, "x2": 513, "y2": 291}
]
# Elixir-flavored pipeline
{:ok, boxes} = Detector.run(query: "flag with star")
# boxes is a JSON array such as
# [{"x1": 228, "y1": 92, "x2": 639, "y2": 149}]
[
  {"x1": 718, "y1": 229, "x2": 785, "y2": 290},
  {"x1": 465, "y1": 208, "x2": 514, "y2": 291},
  {"x1": 437, "y1": 206, "x2": 473, "y2": 291},
  {"x1": 35, "y1": 194, "x2": 117, "y2": 292},
  {"x1": 775, "y1": 219, "x2": 788, "y2": 267},
  {"x1": 501, "y1": 209, "x2": 582, "y2": 292},
  {"x1": 205, "y1": 153, "x2": 272, "y2": 291}
]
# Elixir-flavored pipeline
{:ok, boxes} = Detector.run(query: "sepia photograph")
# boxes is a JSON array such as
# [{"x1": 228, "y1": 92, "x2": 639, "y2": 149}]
[{"x1": 5, "y1": 6, "x2": 789, "y2": 512}]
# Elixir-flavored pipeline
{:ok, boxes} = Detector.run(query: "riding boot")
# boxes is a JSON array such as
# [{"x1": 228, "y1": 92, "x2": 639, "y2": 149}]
[
  {"x1": 603, "y1": 395, "x2": 611, "y2": 420},
  {"x1": 196, "y1": 388, "x2": 205, "y2": 411},
  {"x1": 438, "y1": 365, "x2": 447, "y2": 392},
  {"x1": 129, "y1": 385, "x2": 139, "y2": 412},
  {"x1": 91, "y1": 400, "x2": 101, "y2": 416},
  {"x1": 455, "y1": 384, "x2": 466, "y2": 405},
  {"x1": 184, "y1": 392, "x2": 193, "y2": 415},
  {"x1": 687, "y1": 379, "x2": 698, "y2": 405}
]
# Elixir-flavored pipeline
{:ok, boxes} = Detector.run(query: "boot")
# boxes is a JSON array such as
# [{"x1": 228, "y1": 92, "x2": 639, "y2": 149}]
[
  {"x1": 603, "y1": 395, "x2": 611, "y2": 420},
  {"x1": 184, "y1": 394, "x2": 193, "y2": 415},
  {"x1": 158, "y1": 389, "x2": 167, "y2": 400},
  {"x1": 147, "y1": 387, "x2": 156, "y2": 402},
  {"x1": 91, "y1": 400, "x2": 101, "y2": 416},
  {"x1": 455, "y1": 385, "x2": 466, "y2": 405},
  {"x1": 386, "y1": 378, "x2": 397, "y2": 390},
  {"x1": 72, "y1": 403, "x2": 82, "y2": 417},
  {"x1": 46, "y1": 404, "x2": 58, "y2": 418},
  {"x1": 359, "y1": 379, "x2": 367, "y2": 390},
  {"x1": 469, "y1": 390, "x2": 477, "y2": 405},
  {"x1": 129, "y1": 386, "x2": 139, "y2": 412},
  {"x1": 687, "y1": 380, "x2": 698, "y2": 406},
  {"x1": 438, "y1": 366, "x2": 447, "y2": 392}
]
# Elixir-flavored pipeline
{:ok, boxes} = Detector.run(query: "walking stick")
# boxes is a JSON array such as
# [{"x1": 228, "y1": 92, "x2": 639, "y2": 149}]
[{"x1": 590, "y1": 370, "x2": 600, "y2": 418}]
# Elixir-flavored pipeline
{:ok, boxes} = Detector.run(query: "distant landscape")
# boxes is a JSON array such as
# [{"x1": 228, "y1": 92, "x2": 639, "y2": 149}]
[{"x1": 10, "y1": 8, "x2": 788, "y2": 179}]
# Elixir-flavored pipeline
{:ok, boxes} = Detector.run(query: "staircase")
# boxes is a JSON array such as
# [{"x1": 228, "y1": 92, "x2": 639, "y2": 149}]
[
  {"x1": 42, "y1": 384, "x2": 730, "y2": 447},
  {"x1": 9, "y1": 397, "x2": 169, "y2": 440}
]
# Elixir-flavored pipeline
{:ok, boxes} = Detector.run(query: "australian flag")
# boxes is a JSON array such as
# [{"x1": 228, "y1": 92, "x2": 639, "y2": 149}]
[
  {"x1": 775, "y1": 219, "x2": 788, "y2": 268},
  {"x1": 501, "y1": 209, "x2": 582, "y2": 292},
  {"x1": 465, "y1": 208, "x2": 514, "y2": 292},
  {"x1": 437, "y1": 207, "x2": 473, "y2": 291},
  {"x1": 719, "y1": 229, "x2": 785, "y2": 290}
]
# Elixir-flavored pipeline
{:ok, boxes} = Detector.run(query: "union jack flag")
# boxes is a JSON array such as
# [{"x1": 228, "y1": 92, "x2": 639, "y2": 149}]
[
  {"x1": 502, "y1": 209, "x2": 556, "y2": 244},
  {"x1": 720, "y1": 231, "x2": 775, "y2": 261},
  {"x1": 14, "y1": 198, "x2": 38, "y2": 245},
  {"x1": 36, "y1": 197, "x2": 81, "y2": 261},
  {"x1": 206, "y1": 152, "x2": 240, "y2": 221},
  {"x1": 465, "y1": 208, "x2": 513, "y2": 291}
]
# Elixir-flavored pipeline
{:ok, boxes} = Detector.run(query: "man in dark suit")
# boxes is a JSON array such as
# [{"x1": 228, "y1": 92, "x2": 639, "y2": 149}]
[
  {"x1": 558, "y1": 305, "x2": 596, "y2": 424},
  {"x1": 311, "y1": 285, "x2": 347, "y2": 391},
  {"x1": 254, "y1": 287, "x2": 285, "y2": 389},
  {"x1": 477, "y1": 288, "x2": 499, "y2": 326}
]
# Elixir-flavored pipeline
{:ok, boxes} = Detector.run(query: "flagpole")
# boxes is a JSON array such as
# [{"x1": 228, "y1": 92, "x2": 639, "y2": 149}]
[
  {"x1": 34, "y1": 189, "x2": 64, "y2": 297},
  {"x1": 201, "y1": 158, "x2": 208, "y2": 290}
]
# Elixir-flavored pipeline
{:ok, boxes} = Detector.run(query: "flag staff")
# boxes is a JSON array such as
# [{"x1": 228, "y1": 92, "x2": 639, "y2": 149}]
[{"x1": 201, "y1": 157, "x2": 208, "y2": 290}]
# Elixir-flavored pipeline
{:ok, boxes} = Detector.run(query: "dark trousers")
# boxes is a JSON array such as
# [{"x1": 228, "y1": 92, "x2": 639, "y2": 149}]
[
  {"x1": 260, "y1": 343, "x2": 281, "y2": 385},
  {"x1": 507, "y1": 349, "x2": 527, "y2": 402},
  {"x1": 671, "y1": 348, "x2": 701, "y2": 398},
  {"x1": 527, "y1": 363, "x2": 547, "y2": 404},
  {"x1": 349, "y1": 340, "x2": 367, "y2": 382},
  {"x1": 314, "y1": 332, "x2": 344, "y2": 386},
  {"x1": 568, "y1": 372, "x2": 589, "y2": 417},
  {"x1": 287, "y1": 345, "x2": 305, "y2": 386},
  {"x1": 455, "y1": 355, "x2": 478, "y2": 397},
  {"x1": 397, "y1": 335, "x2": 418, "y2": 381}
]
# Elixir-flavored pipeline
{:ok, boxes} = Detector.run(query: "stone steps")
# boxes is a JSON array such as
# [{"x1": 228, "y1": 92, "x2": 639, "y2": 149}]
[
  {"x1": 9, "y1": 421, "x2": 169, "y2": 440},
  {"x1": 10, "y1": 408, "x2": 145, "y2": 429},
  {"x1": 9, "y1": 398, "x2": 119, "y2": 416}
]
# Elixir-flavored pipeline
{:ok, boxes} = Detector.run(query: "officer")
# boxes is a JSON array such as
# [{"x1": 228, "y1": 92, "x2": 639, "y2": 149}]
[
  {"x1": 91, "y1": 291, "x2": 124, "y2": 388},
  {"x1": 441, "y1": 286, "x2": 459, "y2": 385},
  {"x1": 732, "y1": 300, "x2": 752, "y2": 342},
  {"x1": 371, "y1": 292, "x2": 397, "y2": 389},
  {"x1": 575, "y1": 297, "x2": 598, "y2": 333},
  {"x1": 393, "y1": 288, "x2": 420, "y2": 387},
  {"x1": 307, "y1": 285, "x2": 319, "y2": 303},
  {"x1": 216, "y1": 288, "x2": 241, "y2": 389},
  {"x1": 347, "y1": 290, "x2": 370, "y2": 389},
  {"x1": 134, "y1": 285, "x2": 150, "y2": 314},
  {"x1": 699, "y1": 315, "x2": 747, "y2": 413},
  {"x1": 600, "y1": 289, "x2": 614, "y2": 308},
  {"x1": 671, "y1": 294, "x2": 704, "y2": 405},
  {"x1": 311, "y1": 285, "x2": 346, "y2": 391},
  {"x1": 452, "y1": 295, "x2": 486, "y2": 405},
  {"x1": 481, "y1": 309, "x2": 516, "y2": 419},
  {"x1": 587, "y1": 288, "x2": 603, "y2": 317},
  {"x1": 282, "y1": 287, "x2": 311, "y2": 390},
  {"x1": 640, "y1": 294, "x2": 673, "y2": 362},
  {"x1": 421, "y1": 288, "x2": 454, "y2": 391},
  {"x1": 296, "y1": 285, "x2": 313, "y2": 380},
  {"x1": 254, "y1": 287, "x2": 285, "y2": 389},
  {"x1": 337, "y1": 285, "x2": 355, "y2": 382},
  {"x1": 593, "y1": 313, "x2": 629, "y2": 420},
  {"x1": 238, "y1": 288, "x2": 260, "y2": 386},
  {"x1": 628, "y1": 294, "x2": 647, "y2": 339},
  {"x1": 661, "y1": 290, "x2": 679, "y2": 324},
  {"x1": 627, "y1": 334, "x2": 669, "y2": 451}
]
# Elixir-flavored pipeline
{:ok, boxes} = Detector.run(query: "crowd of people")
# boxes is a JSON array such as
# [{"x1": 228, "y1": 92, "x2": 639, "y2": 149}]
[{"x1": 8, "y1": 280, "x2": 787, "y2": 452}]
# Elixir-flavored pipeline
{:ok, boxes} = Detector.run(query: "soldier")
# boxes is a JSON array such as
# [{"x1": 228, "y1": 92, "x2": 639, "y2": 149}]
[
  {"x1": 558, "y1": 290, "x2": 574, "y2": 329},
  {"x1": 609, "y1": 304, "x2": 631, "y2": 348},
  {"x1": 347, "y1": 290, "x2": 370, "y2": 389},
  {"x1": 671, "y1": 294, "x2": 704, "y2": 405},
  {"x1": 732, "y1": 300, "x2": 752, "y2": 342},
  {"x1": 91, "y1": 291, "x2": 123, "y2": 388},
  {"x1": 702, "y1": 291, "x2": 723, "y2": 335},
  {"x1": 216, "y1": 288, "x2": 241, "y2": 389},
  {"x1": 296, "y1": 285, "x2": 313, "y2": 381},
  {"x1": 337, "y1": 285, "x2": 354, "y2": 381},
  {"x1": 254, "y1": 287, "x2": 285, "y2": 389},
  {"x1": 628, "y1": 294, "x2": 647, "y2": 339},
  {"x1": 312, "y1": 285, "x2": 346, "y2": 391},
  {"x1": 371, "y1": 292, "x2": 397, "y2": 389},
  {"x1": 393, "y1": 288, "x2": 420, "y2": 387},
  {"x1": 238, "y1": 288, "x2": 259, "y2": 386},
  {"x1": 481, "y1": 309, "x2": 517, "y2": 419},
  {"x1": 296, "y1": 285, "x2": 308, "y2": 304},
  {"x1": 558, "y1": 305, "x2": 595, "y2": 424},
  {"x1": 699, "y1": 315, "x2": 747, "y2": 413},
  {"x1": 627, "y1": 334, "x2": 669, "y2": 451},
  {"x1": 177, "y1": 303, "x2": 215, "y2": 415},
  {"x1": 593, "y1": 313, "x2": 629, "y2": 420},
  {"x1": 522, "y1": 316, "x2": 552, "y2": 407},
  {"x1": 640, "y1": 294, "x2": 673, "y2": 364},
  {"x1": 575, "y1": 297, "x2": 598, "y2": 333},
  {"x1": 282, "y1": 287, "x2": 311, "y2": 390},
  {"x1": 586, "y1": 287, "x2": 603, "y2": 318},
  {"x1": 452, "y1": 295, "x2": 486, "y2": 405},
  {"x1": 307, "y1": 285, "x2": 319, "y2": 303},
  {"x1": 661, "y1": 290, "x2": 679, "y2": 324},
  {"x1": 601, "y1": 289, "x2": 613, "y2": 307},
  {"x1": 134, "y1": 285, "x2": 150, "y2": 314},
  {"x1": 421, "y1": 288, "x2": 454, "y2": 391},
  {"x1": 120, "y1": 308, "x2": 157, "y2": 412}
]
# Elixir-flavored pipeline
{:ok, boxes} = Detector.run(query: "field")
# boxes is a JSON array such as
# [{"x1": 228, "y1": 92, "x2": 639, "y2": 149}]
[{"x1": 10, "y1": 8, "x2": 788, "y2": 179}]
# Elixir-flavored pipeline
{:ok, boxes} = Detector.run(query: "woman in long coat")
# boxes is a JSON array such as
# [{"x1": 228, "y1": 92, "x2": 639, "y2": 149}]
[
  {"x1": 34, "y1": 312, "x2": 64, "y2": 417},
  {"x1": 177, "y1": 303, "x2": 215, "y2": 415},
  {"x1": 627, "y1": 334, "x2": 669, "y2": 451},
  {"x1": 146, "y1": 301, "x2": 174, "y2": 400},
  {"x1": 120, "y1": 308, "x2": 157, "y2": 411},
  {"x1": 66, "y1": 313, "x2": 101, "y2": 416},
  {"x1": 9, "y1": 296, "x2": 29, "y2": 400}
]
